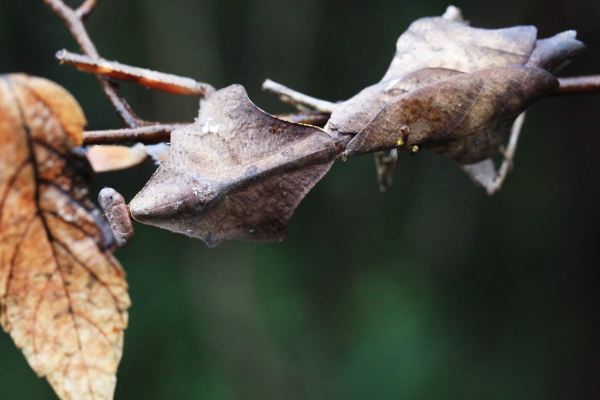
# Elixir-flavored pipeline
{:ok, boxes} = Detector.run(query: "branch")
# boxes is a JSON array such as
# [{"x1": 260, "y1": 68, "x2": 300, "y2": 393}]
[
  {"x1": 75, "y1": 0, "x2": 101, "y2": 22},
  {"x1": 262, "y1": 79, "x2": 338, "y2": 114},
  {"x1": 489, "y1": 111, "x2": 526, "y2": 194},
  {"x1": 555, "y1": 75, "x2": 600, "y2": 95},
  {"x1": 84, "y1": 123, "x2": 190, "y2": 145},
  {"x1": 264, "y1": 74, "x2": 600, "y2": 113},
  {"x1": 56, "y1": 50, "x2": 216, "y2": 97},
  {"x1": 82, "y1": 112, "x2": 331, "y2": 145},
  {"x1": 41, "y1": 0, "x2": 144, "y2": 127}
]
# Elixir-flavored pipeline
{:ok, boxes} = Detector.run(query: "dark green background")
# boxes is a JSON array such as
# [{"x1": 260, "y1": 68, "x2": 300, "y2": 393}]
[{"x1": 1, "y1": 0, "x2": 600, "y2": 399}]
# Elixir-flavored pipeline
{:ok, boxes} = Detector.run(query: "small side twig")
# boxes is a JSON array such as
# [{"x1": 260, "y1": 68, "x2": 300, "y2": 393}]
[
  {"x1": 57, "y1": 50, "x2": 215, "y2": 97},
  {"x1": 493, "y1": 112, "x2": 526, "y2": 182},
  {"x1": 42, "y1": 0, "x2": 144, "y2": 127},
  {"x1": 75, "y1": 0, "x2": 101, "y2": 21},
  {"x1": 555, "y1": 76, "x2": 600, "y2": 95},
  {"x1": 83, "y1": 111, "x2": 332, "y2": 145},
  {"x1": 263, "y1": 79, "x2": 338, "y2": 114},
  {"x1": 84, "y1": 123, "x2": 190, "y2": 145}
]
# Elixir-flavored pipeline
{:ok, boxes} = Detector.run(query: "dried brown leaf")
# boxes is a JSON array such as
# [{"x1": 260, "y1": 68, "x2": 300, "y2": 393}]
[
  {"x1": 0, "y1": 74, "x2": 130, "y2": 400},
  {"x1": 525, "y1": 30, "x2": 586, "y2": 74},
  {"x1": 325, "y1": 14, "x2": 584, "y2": 164},
  {"x1": 382, "y1": 17, "x2": 537, "y2": 81},
  {"x1": 130, "y1": 84, "x2": 336, "y2": 247},
  {"x1": 343, "y1": 66, "x2": 557, "y2": 159}
]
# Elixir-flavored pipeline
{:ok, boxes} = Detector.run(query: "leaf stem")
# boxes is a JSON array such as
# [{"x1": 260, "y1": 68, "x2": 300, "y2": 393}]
[{"x1": 555, "y1": 75, "x2": 600, "y2": 95}]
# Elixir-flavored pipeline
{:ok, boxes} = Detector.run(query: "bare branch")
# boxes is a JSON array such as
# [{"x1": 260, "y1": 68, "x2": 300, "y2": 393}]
[
  {"x1": 263, "y1": 79, "x2": 338, "y2": 114},
  {"x1": 478, "y1": 112, "x2": 526, "y2": 195},
  {"x1": 555, "y1": 75, "x2": 600, "y2": 95},
  {"x1": 84, "y1": 123, "x2": 190, "y2": 145},
  {"x1": 102, "y1": 79, "x2": 146, "y2": 127},
  {"x1": 41, "y1": 0, "x2": 144, "y2": 127},
  {"x1": 41, "y1": 0, "x2": 97, "y2": 55},
  {"x1": 57, "y1": 50, "x2": 216, "y2": 97},
  {"x1": 83, "y1": 110, "x2": 332, "y2": 145},
  {"x1": 75, "y1": 0, "x2": 102, "y2": 22}
]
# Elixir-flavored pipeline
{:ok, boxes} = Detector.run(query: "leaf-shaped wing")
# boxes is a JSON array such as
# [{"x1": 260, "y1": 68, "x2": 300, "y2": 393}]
[
  {"x1": 423, "y1": 117, "x2": 517, "y2": 165},
  {"x1": 327, "y1": 68, "x2": 463, "y2": 136},
  {"x1": 343, "y1": 66, "x2": 557, "y2": 158},
  {"x1": 526, "y1": 30, "x2": 586, "y2": 74},
  {"x1": 130, "y1": 84, "x2": 336, "y2": 247},
  {"x1": 382, "y1": 17, "x2": 537, "y2": 81},
  {"x1": 0, "y1": 74, "x2": 130, "y2": 400},
  {"x1": 325, "y1": 17, "x2": 538, "y2": 145},
  {"x1": 325, "y1": 13, "x2": 584, "y2": 163}
]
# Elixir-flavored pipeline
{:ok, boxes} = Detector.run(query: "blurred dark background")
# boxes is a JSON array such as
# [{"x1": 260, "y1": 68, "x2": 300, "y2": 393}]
[{"x1": 1, "y1": 0, "x2": 600, "y2": 399}]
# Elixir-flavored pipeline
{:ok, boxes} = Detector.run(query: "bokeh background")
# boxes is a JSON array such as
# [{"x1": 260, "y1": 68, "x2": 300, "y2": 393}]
[{"x1": 1, "y1": 0, "x2": 600, "y2": 399}]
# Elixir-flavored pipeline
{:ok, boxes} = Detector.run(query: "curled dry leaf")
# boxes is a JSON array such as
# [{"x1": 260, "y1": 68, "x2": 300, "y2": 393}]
[
  {"x1": 0, "y1": 74, "x2": 130, "y2": 400},
  {"x1": 130, "y1": 84, "x2": 336, "y2": 247},
  {"x1": 325, "y1": 14, "x2": 585, "y2": 163},
  {"x1": 343, "y1": 66, "x2": 557, "y2": 161}
]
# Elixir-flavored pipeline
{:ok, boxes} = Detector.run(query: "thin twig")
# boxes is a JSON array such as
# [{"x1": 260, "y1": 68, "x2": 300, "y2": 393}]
[
  {"x1": 102, "y1": 79, "x2": 147, "y2": 128},
  {"x1": 82, "y1": 111, "x2": 333, "y2": 145},
  {"x1": 41, "y1": 0, "x2": 144, "y2": 127},
  {"x1": 488, "y1": 112, "x2": 526, "y2": 195},
  {"x1": 84, "y1": 123, "x2": 190, "y2": 145},
  {"x1": 75, "y1": 0, "x2": 101, "y2": 22},
  {"x1": 555, "y1": 76, "x2": 600, "y2": 95},
  {"x1": 57, "y1": 50, "x2": 216, "y2": 97},
  {"x1": 263, "y1": 79, "x2": 338, "y2": 114}
]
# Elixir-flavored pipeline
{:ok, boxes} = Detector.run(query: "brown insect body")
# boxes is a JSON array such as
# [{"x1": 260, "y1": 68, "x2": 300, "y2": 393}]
[{"x1": 99, "y1": 187, "x2": 134, "y2": 248}]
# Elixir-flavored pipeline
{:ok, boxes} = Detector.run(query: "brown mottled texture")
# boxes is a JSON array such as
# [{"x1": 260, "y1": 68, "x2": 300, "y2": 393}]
[
  {"x1": 344, "y1": 66, "x2": 557, "y2": 157},
  {"x1": 129, "y1": 85, "x2": 336, "y2": 247},
  {"x1": 0, "y1": 74, "x2": 130, "y2": 400}
]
